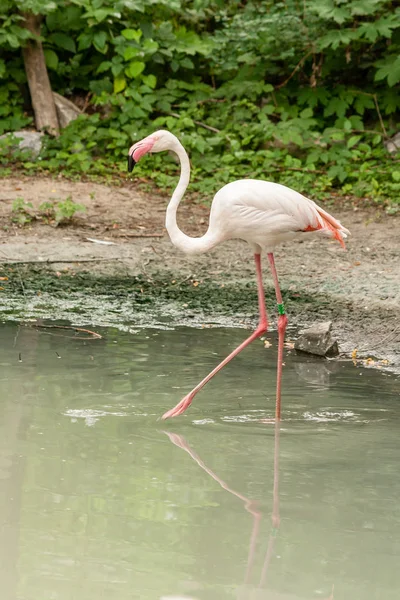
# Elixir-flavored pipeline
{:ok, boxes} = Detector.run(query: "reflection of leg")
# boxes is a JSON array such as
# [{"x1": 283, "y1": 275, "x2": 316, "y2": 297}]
[
  {"x1": 164, "y1": 431, "x2": 262, "y2": 588},
  {"x1": 259, "y1": 420, "x2": 280, "y2": 588},
  {"x1": 272, "y1": 420, "x2": 280, "y2": 529},
  {"x1": 162, "y1": 254, "x2": 269, "y2": 419},
  {"x1": 243, "y1": 510, "x2": 261, "y2": 585},
  {"x1": 267, "y1": 253, "x2": 288, "y2": 420},
  {"x1": 325, "y1": 584, "x2": 335, "y2": 599}
]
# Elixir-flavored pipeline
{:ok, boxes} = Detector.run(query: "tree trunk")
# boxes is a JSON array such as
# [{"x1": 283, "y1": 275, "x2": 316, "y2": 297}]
[{"x1": 21, "y1": 12, "x2": 59, "y2": 136}]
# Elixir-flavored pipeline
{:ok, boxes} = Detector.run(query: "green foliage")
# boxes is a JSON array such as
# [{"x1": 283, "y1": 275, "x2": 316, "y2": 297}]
[
  {"x1": 11, "y1": 197, "x2": 34, "y2": 225},
  {"x1": 53, "y1": 196, "x2": 86, "y2": 224},
  {"x1": 0, "y1": 0, "x2": 399, "y2": 211},
  {"x1": 10, "y1": 196, "x2": 86, "y2": 226}
]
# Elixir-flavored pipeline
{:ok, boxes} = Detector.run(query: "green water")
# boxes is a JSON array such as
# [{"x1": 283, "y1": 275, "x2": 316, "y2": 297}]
[{"x1": 0, "y1": 322, "x2": 399, "y2": 600}]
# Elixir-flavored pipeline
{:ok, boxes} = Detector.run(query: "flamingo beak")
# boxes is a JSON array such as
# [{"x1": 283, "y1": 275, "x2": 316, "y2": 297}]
[
  {"x1": 127, "y1": 136, "x2": 156, "y2": 173},
  {"x1": 128, "y1": 154, "x2": 135, "y2": 172}
]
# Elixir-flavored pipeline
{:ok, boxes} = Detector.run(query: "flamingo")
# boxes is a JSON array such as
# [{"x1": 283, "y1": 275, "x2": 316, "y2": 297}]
[{"x1": 127, "y1": 130, "x2": 350, "y2": 421}]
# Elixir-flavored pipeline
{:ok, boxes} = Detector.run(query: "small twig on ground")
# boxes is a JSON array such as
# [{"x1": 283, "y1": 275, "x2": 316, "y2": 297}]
[
  {"x1": 28, "y1": 324, "x2": 102, "y2": 339},
  {"x1": 118, "y1": 232, "x2": 164, "y2": 238}
]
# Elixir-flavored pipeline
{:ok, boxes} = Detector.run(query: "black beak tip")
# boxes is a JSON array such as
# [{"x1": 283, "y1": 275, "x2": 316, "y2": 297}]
[{"x1": 128, "y1": 154, "x2": 136, "y2": 173}]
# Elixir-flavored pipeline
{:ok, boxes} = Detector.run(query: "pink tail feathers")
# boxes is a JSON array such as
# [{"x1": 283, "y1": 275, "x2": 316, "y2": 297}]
[{"x1": 305, "y1": 208, "x2": 350, "y2": 249}]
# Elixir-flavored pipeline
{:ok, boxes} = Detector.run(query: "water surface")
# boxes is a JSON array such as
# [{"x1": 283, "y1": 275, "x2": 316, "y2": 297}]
[{"x1": 0, "y1": 322, "x2": 399, "y2": 600}]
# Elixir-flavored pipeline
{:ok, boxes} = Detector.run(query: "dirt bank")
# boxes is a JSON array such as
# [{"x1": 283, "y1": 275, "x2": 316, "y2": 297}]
[{"x1": 0, "y1": 176, "x2": 399, "y2": 369}]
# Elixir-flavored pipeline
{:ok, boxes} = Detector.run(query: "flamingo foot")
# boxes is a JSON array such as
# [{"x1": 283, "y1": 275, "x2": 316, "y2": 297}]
[{"x1": 162, "y1": 392, "x2": 194, "y2": 420}]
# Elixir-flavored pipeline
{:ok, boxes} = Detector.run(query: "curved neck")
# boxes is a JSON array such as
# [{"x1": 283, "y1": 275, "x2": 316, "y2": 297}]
[{"x1": 165, "y1": 141, "x2": 218, "y2": 254}]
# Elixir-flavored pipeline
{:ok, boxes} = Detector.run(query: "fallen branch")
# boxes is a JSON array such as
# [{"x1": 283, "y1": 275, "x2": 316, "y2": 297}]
[
  {"x1": 28, "y1": 323, "x2": 102, "y2": 339},
  {"x1": 1, "y1": 258, "x2": 121, "y2": 264}
]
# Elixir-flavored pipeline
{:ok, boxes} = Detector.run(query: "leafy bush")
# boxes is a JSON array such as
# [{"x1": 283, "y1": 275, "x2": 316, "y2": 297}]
[{"x1": 0, "y1": 0, "x2": 399, "y2": 210}]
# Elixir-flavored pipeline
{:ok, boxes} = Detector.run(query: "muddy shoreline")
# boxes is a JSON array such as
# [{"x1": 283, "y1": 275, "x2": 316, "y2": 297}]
[{"x1": 0, "y1": 176, "x2": 399, "y2": 371}]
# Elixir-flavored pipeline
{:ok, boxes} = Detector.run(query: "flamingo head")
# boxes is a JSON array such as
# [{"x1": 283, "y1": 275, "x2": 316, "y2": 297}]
[{"x1": 127, "y1": 130, "x2": 177, "y2": 172}]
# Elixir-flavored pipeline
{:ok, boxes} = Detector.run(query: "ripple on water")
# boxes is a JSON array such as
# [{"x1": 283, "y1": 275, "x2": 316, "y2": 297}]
[{"x1": 64, "y1": 408, "x2": 130, "y2": 426}]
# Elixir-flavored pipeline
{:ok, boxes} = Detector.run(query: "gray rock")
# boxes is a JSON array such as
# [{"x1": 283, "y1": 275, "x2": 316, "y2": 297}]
[
  {"x1": 294, "y1": 321, "x2": 339, "y2": 357},
  {"x1": 0, "y1": 130, "x2": 44, "y2": 158},
  {"x1": 384, "y1": 131, "x2": 400, "y2": 154},
  {"x1": 53, "y1": 92, "x2": 81, "y2": 128}
]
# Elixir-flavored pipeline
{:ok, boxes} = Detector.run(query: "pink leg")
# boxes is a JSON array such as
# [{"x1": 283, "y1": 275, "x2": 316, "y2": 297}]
[
  {"x1": 162, "y1": 254, "x2": 268, "y2": 419},
  {"x1": 267, "y1": 253, "x2": 288, "y2": 421}
]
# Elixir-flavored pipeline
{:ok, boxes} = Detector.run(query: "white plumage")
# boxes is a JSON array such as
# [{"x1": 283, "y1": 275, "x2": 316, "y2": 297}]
[{"x1": 208, "y1": 178, "x2": 349, "y2": 252}]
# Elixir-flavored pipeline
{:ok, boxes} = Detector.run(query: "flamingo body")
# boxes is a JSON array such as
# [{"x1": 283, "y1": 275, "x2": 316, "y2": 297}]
[{"x1": 206, "y1": 178, "x2": 349, "y2": 252}]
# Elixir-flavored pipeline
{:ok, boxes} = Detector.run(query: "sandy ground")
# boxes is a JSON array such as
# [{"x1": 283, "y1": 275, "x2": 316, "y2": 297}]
[{"x1": 0, "y1": 176, "x2": 399, "y2": 367}]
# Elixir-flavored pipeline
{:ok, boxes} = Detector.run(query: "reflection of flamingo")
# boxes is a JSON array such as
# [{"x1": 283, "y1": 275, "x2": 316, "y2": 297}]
[
  {"x1": 164, "y1": 430, "x2": 262, "y2": 585},
  {"x1": 164, "y1": 424, "x2": 334, "y2": 600},
  {"x1": 128, "y1": 130, "x2": 349, "y2": 421}
]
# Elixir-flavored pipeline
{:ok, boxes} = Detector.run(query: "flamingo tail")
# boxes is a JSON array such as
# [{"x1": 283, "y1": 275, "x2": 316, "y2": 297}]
[{"x1": 305, "y1": 207, "x2": 350, "y2": 249}]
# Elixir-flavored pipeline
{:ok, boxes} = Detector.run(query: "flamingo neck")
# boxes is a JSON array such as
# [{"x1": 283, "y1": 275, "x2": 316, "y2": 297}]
[{"x1": 165, "y1": 141, "x2": 218, "y2": 254}]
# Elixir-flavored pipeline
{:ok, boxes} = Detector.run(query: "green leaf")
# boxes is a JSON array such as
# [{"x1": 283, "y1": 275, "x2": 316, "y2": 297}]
[
  {"x1": 97, "y1": 61, "x2": 112, "y2": 74},
  {"x1": 354, "y1": 94, "x2": 374, "y2": 115},
  {"x1": 324, "y1": 97, "x2": 349, "y2": 118},
  {"x1": 44, "y1": 49, "x2": 58, "y2": 70},
  {"x1": 319, "y1": 29, "x2": 355, "y2": 50},
  {"x1": 392, "y1": 171, "x2": 400, "y2": 182},
  {"x1": 125, "y1": 61, "x2": 145, "y2": 78},
  {"x1": 93, "y1": 31, "x2": 108, "y2": 53},
  {"x1": 311, "y1": 1, "x2": 351, "y2": 24},
  {"x1": 113, "y1": 76, "x2": 126, "y2": 94},
  {"x1": 347, "y1": 135, "x2": 361, "y2": 149},
  {"x1": 142, "y1": 74, "x2": 156, "y2": 89},
  {"x1": 375, "y1": 56, "x2": 400, "y2": 87},
  {"x1": 121, "y1": 29, "x2": 142, "y2": 42},
  {"x1": 180, "y1": 57, "x2": 194, "y2": 69},
  {"x1": 350, "y1": 0, "x2": 383, "y2": 16},
  {"x1": 77, "y1": 31, "x2": 93, "y2": 51},
  {"x1": 49, "y1": 32, "x2": 76, "y2": 53},
  {"x1": 123, "y1": 47, "x2": 140, "y2": 61},
  {"x1": 111, "y1": 62, "x2": 124, "y2": 77},
  {"x1": 93, "y1": 9, "x2": 111, "y2": 23},
  {"x1": 5, "y1": 33, "x2": 20, "y2": 49},
  {"x1": 142, "y1": 39, "x2": 159, "y2": 55},
  {"x1": 300, "y1": 107, "x2": 313, "y2": 119}
]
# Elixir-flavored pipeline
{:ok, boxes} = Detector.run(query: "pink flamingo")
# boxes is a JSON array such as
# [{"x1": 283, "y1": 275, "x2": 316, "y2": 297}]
[{"x1": 128, "y1": 130, "x2": 349, "y2": 420}]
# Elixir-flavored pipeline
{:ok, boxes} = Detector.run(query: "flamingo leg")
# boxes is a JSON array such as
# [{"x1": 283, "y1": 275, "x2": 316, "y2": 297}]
[
  {"x1": 267, "y1": 253, "x2": 288, "y2": 421},
  {"x1": 162, "y1": 253, "x2": 268, "y2": 419}
]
